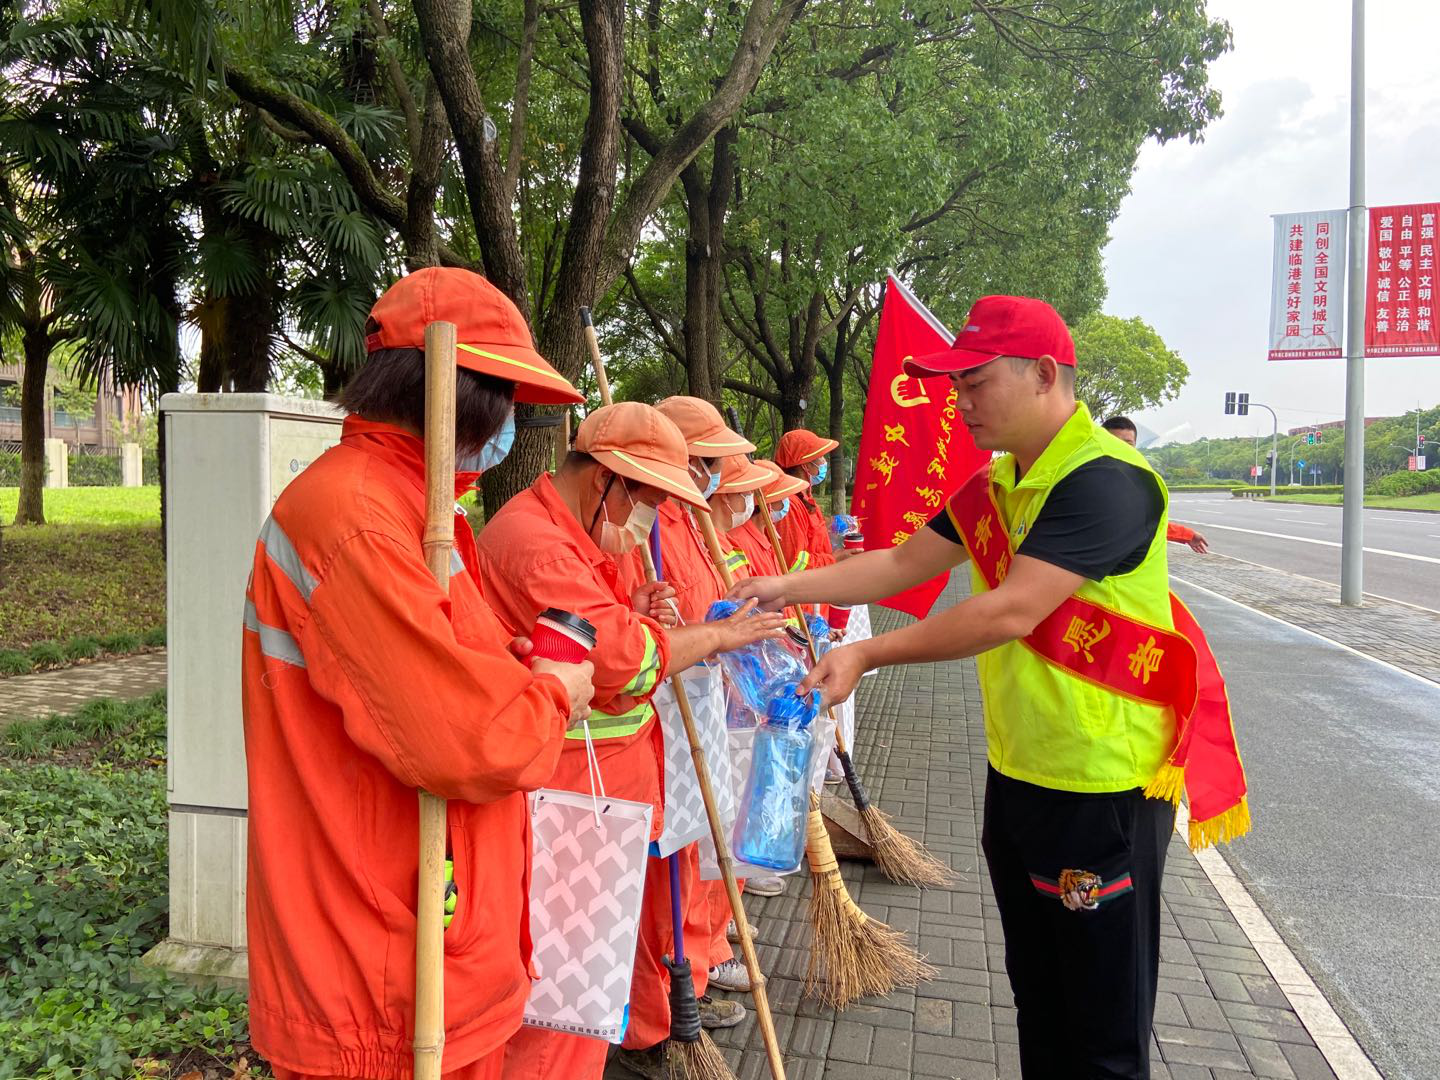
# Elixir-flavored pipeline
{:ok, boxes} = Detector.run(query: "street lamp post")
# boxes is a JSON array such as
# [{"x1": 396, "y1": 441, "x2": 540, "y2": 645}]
[{"x1": 1340, "y1": 0, "x2": 1367, "y2": 605}]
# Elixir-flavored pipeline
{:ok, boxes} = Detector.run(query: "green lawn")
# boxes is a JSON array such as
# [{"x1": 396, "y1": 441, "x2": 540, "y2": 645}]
[
  {"x1": 0, "y1": 524, "x2": 165, "y2": 652},
  {"x1": 0, "y1": 485, "x2": 161, "y2": 526},
  {"x1": 1266, "y1": 492, "x2": 1440, "y2": 510},
  {"x1": 0, "y1": 693, "x2": 266, "y2": 1079}
]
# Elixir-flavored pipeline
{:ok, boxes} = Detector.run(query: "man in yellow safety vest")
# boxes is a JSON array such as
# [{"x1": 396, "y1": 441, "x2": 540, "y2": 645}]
[{"x1": 731, "y1": 295, "x2": 1247, "y2": 1080}]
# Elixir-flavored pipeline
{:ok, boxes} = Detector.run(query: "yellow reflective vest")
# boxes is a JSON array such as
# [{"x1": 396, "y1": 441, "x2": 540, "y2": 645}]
[{"x1": 970, "y1": 404, "x2": 1176, "y2": 793}]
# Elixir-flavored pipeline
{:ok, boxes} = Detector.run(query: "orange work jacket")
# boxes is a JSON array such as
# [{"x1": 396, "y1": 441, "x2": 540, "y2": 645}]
[
  {"x1": 726, "y1": 516, "x2": 785, "y2": 579},
  {"x1": 242, "y1": 417, "x2": 571, "y2": 1079},
  {"x1": 474, "y1": 472, "x2": 671, "y2": 837},
  {"x1": 775, "y1": 488, "x2": 837, "y2": 574},
  {"x1": 1167, "y1": 522, "x2": 1196, "y2": 544},
  {"x1": 653, "y1": 500, "x2": 727, "y2": 623}
]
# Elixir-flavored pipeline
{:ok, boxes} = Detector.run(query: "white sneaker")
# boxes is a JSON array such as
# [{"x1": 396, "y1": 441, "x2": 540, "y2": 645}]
[
  {"x1": 745, "y1": 874, "x2": 785, "y2": 897},
  {"x1": 725, "y1": 918, "x2": 759, "y2": 943},
  {"x1": 708, "y1": 957, "x2": 753, "y2": 993}
]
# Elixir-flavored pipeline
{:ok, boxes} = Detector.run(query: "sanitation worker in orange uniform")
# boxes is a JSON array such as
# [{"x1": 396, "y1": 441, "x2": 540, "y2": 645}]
[
  {"x1": 241, "y1": 268, "x2": 596, "y2": 1080},
  {"x1": 772, "y1": 428, "x2": 841, "y2": 574},
  {"x1": 648, "y1": 398, "x2": 787, "y2": 1003},
  {"x1": 725, "y1": 461, "x2": 808, "y2": 580},
  {"x1": 1101, "y1": 416, "x2": 1210, "y2": 553},
  {"x1": 475, "y1": 402, "x2": 785, "y2": 1080}
]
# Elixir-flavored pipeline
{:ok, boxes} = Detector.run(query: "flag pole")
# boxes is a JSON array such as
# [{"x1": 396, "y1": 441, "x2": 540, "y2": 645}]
[{"x1": 1341, "y1": 0, "x2": 1367, "y2": 605}]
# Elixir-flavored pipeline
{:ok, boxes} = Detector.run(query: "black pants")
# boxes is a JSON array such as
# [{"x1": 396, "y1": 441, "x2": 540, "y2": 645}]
[{"x1": 981, "y1": 767, "x2": 1175, "y2": 1079}]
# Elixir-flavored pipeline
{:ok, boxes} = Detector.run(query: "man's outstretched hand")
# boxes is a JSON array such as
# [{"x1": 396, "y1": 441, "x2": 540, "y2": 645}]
[
  {"x1": 726, "y1": 575, "x2": 788, "y2": 612},
  {"x1": 798, "y1": 642, "x2": 868, "y2": 709}
]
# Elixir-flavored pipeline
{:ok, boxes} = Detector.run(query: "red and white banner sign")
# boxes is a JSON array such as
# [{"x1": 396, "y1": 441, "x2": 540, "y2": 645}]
[
  {"x1": 1365, "y1": 203, "x2": 1440, "y2": 357},
  {"x1": 850, "y1": 274, "x2": 988, "y2": 619},
  {"x1": 1268, "y1": 209, "x2": 1348, "y2": 360}
]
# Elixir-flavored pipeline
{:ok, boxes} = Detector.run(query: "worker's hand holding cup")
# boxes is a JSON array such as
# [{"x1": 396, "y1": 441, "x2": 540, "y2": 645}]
[{"x1": 530, "y1": 608, "x2": 598, "y2": 729}]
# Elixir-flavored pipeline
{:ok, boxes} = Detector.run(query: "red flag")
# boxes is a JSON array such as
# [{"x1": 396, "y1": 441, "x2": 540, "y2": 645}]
[{"x1": 850, "y1": 274, "x2": 988, "y2": 618}]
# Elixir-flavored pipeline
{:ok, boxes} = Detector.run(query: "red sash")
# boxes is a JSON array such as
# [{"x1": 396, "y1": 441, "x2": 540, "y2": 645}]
[{"x1": 947, "y1": 462, "x2": 1251, "y2": 850}]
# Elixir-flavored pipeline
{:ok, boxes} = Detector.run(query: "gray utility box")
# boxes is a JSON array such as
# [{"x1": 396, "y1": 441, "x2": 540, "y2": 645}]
[{"x1": 143, "y1": 394, "x2": 343, "y2": 988}]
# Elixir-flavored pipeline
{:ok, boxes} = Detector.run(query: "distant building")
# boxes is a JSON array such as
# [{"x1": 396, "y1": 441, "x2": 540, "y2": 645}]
[
  {"x1": 1286, "y1": 418, "x2": 1389, "y2": 437},
  {"x1": 0, "y1": 363, "x2": 144, "y2": 452}
]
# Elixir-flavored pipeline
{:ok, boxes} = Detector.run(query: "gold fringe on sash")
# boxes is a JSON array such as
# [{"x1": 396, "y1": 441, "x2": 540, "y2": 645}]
[
  {"x1": 1143, "y1": 762, "x2": 1187, "y2": 806},
  {"x1": 1145, "y1": 762, "x2": 1252, "y2": 852}
]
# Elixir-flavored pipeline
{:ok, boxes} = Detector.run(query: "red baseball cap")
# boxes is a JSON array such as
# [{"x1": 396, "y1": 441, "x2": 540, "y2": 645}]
[
  {"x1": 905, "y1": 295, "x2": 1075, "y2": 377},
  {"x1": 366, "y1": 268, "x2": 584, "y2": 405}
]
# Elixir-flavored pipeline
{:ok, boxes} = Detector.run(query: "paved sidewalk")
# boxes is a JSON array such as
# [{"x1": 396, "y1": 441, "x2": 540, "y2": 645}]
[
  {"x1": 1169, "y1": 547, "x2": 1440, "y2": 685},
  {"x1": 0, "y1": 650, "x2": 167, "y2": 725},
  {"x1": 607, "y1": 583, "x2": 1352, "y2": 1080}
]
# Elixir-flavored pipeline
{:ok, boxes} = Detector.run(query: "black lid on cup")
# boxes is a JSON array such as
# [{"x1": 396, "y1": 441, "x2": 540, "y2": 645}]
[{"x1": 537, "y1": 607, "x2": 597, "y2": 647}]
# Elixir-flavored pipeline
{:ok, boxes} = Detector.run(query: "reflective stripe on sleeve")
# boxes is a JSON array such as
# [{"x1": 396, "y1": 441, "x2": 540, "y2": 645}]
[
  {"x1": 725, "y1": 550, "x2": 749, "y2": 574},
  {"x1": 788, "y1": 550, "x2": 810, "y2": 573},
  {"x1": 244, "y1": 599, "x2": 308, "y2": 668},
  {"x1": 258, "y1": 516, "x2": 319, "y2": 602},
  {"x1": 565, "y1": 701, "x2": 656, "y2": 741},
  {"x1": 618, "y1": 625, "x2": 662, "y2": 697}
]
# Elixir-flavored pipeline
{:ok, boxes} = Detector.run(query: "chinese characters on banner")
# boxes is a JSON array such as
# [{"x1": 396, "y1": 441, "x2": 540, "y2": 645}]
[
  {"x1": 1365, "y1": 203, "x2": 1440, "y2": 357},
  {"x1": 851, "y1": 274, "x2": 988, "y2": 618},
  {"x1": 1267, "y1": 209, "x2": 1348, "y2": 360}
]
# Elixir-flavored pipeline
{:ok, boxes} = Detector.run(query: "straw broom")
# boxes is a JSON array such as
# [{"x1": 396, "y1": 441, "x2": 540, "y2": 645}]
[
  {"x1": 414, "y1": 321, "x2": 457, "y2": 1079},
  {"x1": 692, "y1": 506, "x2": 933, "y2": 1009},
  {"x1": 754, "y1": 490, "x2": 955, "y2": 890},
  {"x1": 582, "y1": 309, "x2": 784, "y2": 1080}
]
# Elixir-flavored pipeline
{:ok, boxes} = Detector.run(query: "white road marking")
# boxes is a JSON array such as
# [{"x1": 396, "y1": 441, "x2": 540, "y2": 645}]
[{"x1": 1177, "y1": 522, "x2": 1440, "y2": 565}]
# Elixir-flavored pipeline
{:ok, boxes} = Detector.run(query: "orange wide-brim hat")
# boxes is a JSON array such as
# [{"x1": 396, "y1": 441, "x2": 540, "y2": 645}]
[
  {"x1": 755, "y1": 460, "x2": 807, "y2": 501},
  {"x1": 574, "y1": 402, "x2": 709, "y2": 510},
  {"x1": 656, "y1": 396, "x2": 756, "y2": 458},
  {"x1": 773, "y1": 428, "x2": 839, "y2": 469},
  {"x1": 713, "y1": 453, "x2": 772, "y2": 496},
  {"x1": 366, "y1": 268, "x2": 584, "y2": 406}
]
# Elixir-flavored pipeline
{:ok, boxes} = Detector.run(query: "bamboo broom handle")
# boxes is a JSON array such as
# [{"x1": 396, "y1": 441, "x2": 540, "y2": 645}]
[
  {"x1": 579, "y1": 308, "x2": 614, "y2": 408},
  {"x1": 415, "y1": 321, "x2": 457, "y2": 1080}
]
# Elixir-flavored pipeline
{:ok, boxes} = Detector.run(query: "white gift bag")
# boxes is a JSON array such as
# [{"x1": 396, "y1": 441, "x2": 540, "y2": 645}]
[
  {"x1": 652, "y1": 664, "x2": 735, "y2": 857},
  {"x1": 523, "y1": 724, "x2": 654, "y2": 1043}
]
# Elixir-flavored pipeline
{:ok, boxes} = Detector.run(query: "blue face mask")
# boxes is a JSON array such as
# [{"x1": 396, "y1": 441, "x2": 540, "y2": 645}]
[
  {"x1": 694, "y1": 461, "x2": 721, "y2": 499},
  {"x1": 459, "y1": 411, "x2": 515, "y2": 474},
  {"x1": 811, "y1": 459, "x2": 828, "y2": 486},
  {"x1": 769, "y1": 497, "x2": 791, "y2": 523}
]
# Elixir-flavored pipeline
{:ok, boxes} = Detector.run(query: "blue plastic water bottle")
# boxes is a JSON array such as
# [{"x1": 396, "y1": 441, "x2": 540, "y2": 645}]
[{"x1": 735, "y1": 684, "x2": 819, "y2": 871}]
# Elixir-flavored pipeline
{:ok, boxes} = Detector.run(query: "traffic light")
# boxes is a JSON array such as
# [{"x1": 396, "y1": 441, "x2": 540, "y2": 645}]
[
  {"x1": 1306, "y1": 432, "x2": 1316, "y2": 445},
  {"x1": 1421, "y1": 434, "x2": 1427, "y2": 448},
  {"x1": 1238, "y1": 393, "x2": 1250, "y2": 417},
  {"x1": 1224, "y1": 392, "x2": 1236, "y2": 415},
  {"x1": 1315, "y1": 430, "x2": 1323, "y2": 443}
]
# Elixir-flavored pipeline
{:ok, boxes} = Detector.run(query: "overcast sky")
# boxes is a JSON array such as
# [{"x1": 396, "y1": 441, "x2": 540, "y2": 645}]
[{"x1": 1103, "y1": 0, "x2": 1440, "y2": 443}]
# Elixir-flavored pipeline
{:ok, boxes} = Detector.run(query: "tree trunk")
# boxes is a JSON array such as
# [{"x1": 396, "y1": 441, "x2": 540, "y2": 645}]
[
  {"x1": 678, "y1": 127, "x2": 736, "y2": 402},
  {"x1": 226, "y1": 224, "x2": 281, "y2": 393},
  {"x1": 827, "y1": 356, "x2": 846, "y2": 516},
  {"x1": 15, "y1": 327, "x2": 50, "y2": 526}
]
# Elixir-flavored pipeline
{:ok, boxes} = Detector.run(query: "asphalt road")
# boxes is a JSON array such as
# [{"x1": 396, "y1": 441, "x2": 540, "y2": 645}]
[
  {"x1": 1174, "y1": 580, "x2": 1440, "y2": 1080},
  {"x1": 1170, "y1": 493, "x2": 1440, "y2": 611}
]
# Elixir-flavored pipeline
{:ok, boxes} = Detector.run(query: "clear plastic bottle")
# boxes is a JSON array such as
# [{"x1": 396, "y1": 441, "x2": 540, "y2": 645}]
[{"x1": 734, "y1": 684, "x2": 819, "y2": 871}]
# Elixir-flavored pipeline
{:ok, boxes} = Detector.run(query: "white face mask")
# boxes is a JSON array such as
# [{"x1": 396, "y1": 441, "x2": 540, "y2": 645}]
[
  {"x1": 714, "y1": 491, "x2": 755, "y2": 532},
  {"x1": 598, "y1": 481, "x2": 658, "y2": 555}
]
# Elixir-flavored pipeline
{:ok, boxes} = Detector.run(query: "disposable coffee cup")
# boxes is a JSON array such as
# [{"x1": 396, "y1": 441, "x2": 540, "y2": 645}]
[
  {"x1": 843, "y1": 531, "x2": 865, "y2": 551},
  {"x1": 828, "y1": 605, "x2": 853, "y2": 632},
  {"x1": 531, "y1": 608, "x2": 597, "y2": 663}
]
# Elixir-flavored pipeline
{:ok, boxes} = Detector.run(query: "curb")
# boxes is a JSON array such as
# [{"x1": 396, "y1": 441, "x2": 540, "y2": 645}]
[{"x1": 1175, "y1": 804, "x2": 1382, "y2": 1080}]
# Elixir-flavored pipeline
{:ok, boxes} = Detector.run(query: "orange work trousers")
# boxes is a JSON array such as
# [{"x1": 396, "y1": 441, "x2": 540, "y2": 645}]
[
  {"x1": 622, "y1": 843, "x2": 714, "y2": 1049},
  {"x1": 499, "y1": 1025, "x2": 609, "y2": 1080},
  {"x1": 272, "y1": 1047, "x2": 503, "y2": 1080}
]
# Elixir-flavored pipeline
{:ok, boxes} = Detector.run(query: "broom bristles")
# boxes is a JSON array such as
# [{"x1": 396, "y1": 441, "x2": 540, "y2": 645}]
[
  {"x1": 859, "y1": 805, "x2": 957, "y2": 889},
  {"x1": 664, "y1": 1031, "x2": 737, "y2": 1080},
  {"x1": 803, "y1": 806, "x2": 936, "y2": 1008}
]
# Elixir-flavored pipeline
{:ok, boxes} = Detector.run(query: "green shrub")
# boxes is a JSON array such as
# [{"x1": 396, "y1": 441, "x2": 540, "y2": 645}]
[
  {"x1": 0, "y1": 649, "x2": 31, "y2": 676},
  {"x1": 142, "y1": 626, "x2": 166, "y2": 648},
  {"x1": 26, "y1": 641, "x2": 66, "y2": 668},
  {"x1": 1231, "y1": 485, "x2": 1344, "y2": 497},
  {"x1": 1369, "y1": 469, "x2": 1440, "y2": 497},
  {"x1": 63, "y1": 635, "x2": 101, "y2": 661},
  {"x1": 0, "y1": 693, "x2": 250, "y2": 1078},
  {"x1": 67, "y1": 454, "x2": 122, "y2": 486},
  {"x1": 100, "y1": 631, "x2": 142, "y2": 653}
]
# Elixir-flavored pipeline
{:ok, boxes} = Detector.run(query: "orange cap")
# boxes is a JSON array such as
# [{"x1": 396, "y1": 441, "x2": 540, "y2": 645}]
[
  {"x1": 774, "y1": 428, "x2": 839, "y2": 468},
  {"x1": 366, "y1": 268, "x2": 584, "y2": 406},
  {"x1": 655, "y1": 397, "x2": 756, "y2": 458},
  {"x1": 713, "y1": 453, "x2": 771, "y2": 495},
  {"x1": 574, "y1": 402, "x2": 709, "y2": 509},
  {"x1": 755, "y1": 460, "x2": 807, "y2": 501}
]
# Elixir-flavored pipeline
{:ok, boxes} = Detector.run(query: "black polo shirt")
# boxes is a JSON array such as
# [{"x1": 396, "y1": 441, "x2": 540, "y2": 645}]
[{"x1": 927, "y1": 458, "x2": 1163, "y2": 580}]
